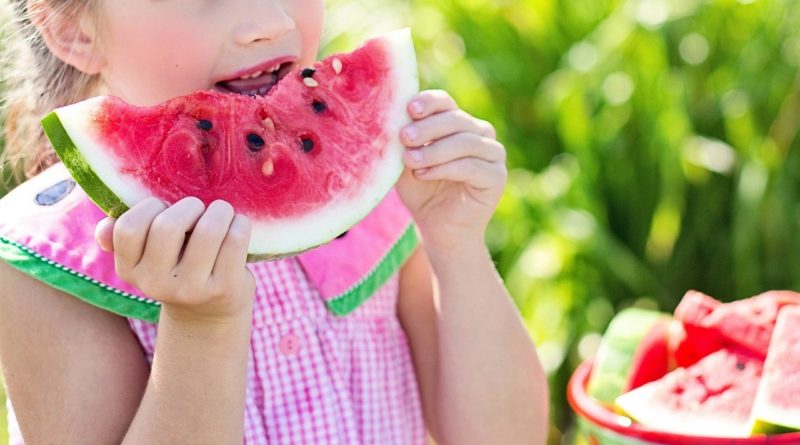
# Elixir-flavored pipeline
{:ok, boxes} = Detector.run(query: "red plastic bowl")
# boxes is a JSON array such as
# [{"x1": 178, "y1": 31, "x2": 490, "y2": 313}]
[{"x1": 567, "y1": 360, "x2": 800, "y2": 445}]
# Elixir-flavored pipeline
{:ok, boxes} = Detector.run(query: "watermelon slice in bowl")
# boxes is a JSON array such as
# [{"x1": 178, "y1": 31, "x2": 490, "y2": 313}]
[
  {"x1": 614, "y1": 348, "x2": 763, "y2": 438},
  {"x1": 750, "y1": 306, "x2": 800, "y2": 434},
  {"x1": 586, "y1": 308, "x2": 672, "y2": 405},
  {"x1": 41, "y1": 29, "x2": 419, "y2": 260},
  {"x1": 568, "y1": 360, "x2": 800, "y2": 445}
]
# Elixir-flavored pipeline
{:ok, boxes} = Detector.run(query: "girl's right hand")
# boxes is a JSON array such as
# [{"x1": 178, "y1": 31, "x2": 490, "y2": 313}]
[{"x1": 94, "y1": 197, "x2": 256, "y2": 324}]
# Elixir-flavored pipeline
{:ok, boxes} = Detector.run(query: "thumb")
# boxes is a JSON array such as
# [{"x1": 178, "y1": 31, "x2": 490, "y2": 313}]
[{"x1": 95, "y1": 217, "x2": 116, "y2": 252}]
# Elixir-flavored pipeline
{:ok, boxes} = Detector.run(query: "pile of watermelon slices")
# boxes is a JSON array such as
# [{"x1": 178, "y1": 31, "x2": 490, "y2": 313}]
[{"x1": 586, "y1": 290, "x2": 800, "y2": 438}]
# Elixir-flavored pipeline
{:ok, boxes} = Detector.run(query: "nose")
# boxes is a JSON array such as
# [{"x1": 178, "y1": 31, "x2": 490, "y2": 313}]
[{"x1": 234, "y1": 0, "x2": 296, "y2": 45}]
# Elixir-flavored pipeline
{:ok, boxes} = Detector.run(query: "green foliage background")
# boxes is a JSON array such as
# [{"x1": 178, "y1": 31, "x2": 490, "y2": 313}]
[
  {"x1": 3, "y1": 0, "x2": 800, "y2": 443},
  {"x1": 326, "y1": 0, "x2": 800, "y2": 442}
]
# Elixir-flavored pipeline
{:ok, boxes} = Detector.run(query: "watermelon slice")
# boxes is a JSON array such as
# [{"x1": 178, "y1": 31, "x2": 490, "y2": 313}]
[
  {"x1": 674, "y1": 290, "x2": 800, "y2": 360},
  {"x1": 587, "y1": 308, "x2": 672, "y2": 404},
  {"x1": 41, "y1": 30, "x2": 419, "y2": 259},
  {"x1": 615, "y1": 348, "x2": 764, "y2": 438},
  {"x1": 750, "y1": 306, "x2": 800, "y2": 434}
]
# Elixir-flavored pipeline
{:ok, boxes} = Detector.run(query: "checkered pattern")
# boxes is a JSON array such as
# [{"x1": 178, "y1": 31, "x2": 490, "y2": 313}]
[{"x1": 6, "y1": 257, "x2": 427, "y2": 444}]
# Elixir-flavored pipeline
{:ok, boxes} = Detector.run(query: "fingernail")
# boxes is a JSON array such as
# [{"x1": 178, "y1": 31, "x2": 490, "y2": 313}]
[
  {"x1": 409, "y1": 149, "x2": 423, "y2": 163},
  {"x1": 404, "y1": 126, "x2": 419, "y2": 141},
  {"x1": 410, "y1": 101, "x2": 424, "y2": 115}
]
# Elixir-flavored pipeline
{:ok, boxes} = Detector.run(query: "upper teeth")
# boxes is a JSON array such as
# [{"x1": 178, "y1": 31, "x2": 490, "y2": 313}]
[
  {"x1": 239, "y1": 65, "x2": 282, "y2": 81},
  {"x1": 241, "y1": 70, "x2": 264, "y2": 80}
]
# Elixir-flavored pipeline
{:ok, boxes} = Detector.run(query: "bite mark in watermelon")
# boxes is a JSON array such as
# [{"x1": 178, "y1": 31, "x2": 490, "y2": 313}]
[
  {"x1": 615, "y1": 348, "x2": 764, "y2": 438},
  {"x1": 41, "y1": 29, "x2": 419, "y2": 259},
  {"x1": 750, "y1": 306, "x2": 800, "y2": 434}
]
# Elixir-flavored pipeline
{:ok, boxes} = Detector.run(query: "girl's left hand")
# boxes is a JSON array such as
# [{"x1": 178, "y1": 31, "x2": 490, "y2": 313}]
[{"x1": 396, "y1": 90, "x2": 507, "y2": 251}]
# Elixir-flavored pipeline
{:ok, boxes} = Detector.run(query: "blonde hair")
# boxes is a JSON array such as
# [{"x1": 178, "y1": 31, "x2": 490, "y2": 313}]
[{"x1": 1, "y1": 0, "x2": 100, "y2": 184}]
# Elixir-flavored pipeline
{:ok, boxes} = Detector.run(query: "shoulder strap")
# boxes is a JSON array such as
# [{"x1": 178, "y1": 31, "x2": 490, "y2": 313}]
[{"x1": 0, "y1": 163, "x2": 161, "y2": 321}]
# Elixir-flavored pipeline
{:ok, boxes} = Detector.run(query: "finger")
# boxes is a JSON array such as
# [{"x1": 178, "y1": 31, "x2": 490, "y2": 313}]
[
  {"x1": 177, "y1": 200, "x2": 236, "y2": 280},
  {"x1": 407, "y1": 90, "x2": 458, "y2": 120},
  {"x1": 211, "y1": 214, "x2": 252, "y2": 282},
  {"x1": 413, "y1": 157, "x2": 506, "y2": 190},
  {"x1": 404, "y1": 133, "x2": 506, "y2": 169},
  {"x1": 113, "y1": 198, "x2": 168, "y2": 274},
  {"x1": 139, "y1": 197, "x2": 206, "y2": 272},
  {"x1": 400, "y1": 110, "x2": 496, "y2": 147},
  {"x1": 95, "y1": 217, "x2": 116, "y2": 252}
]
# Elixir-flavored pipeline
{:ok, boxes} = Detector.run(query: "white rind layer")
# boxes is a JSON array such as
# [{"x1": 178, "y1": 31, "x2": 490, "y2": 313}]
[
  {"x1": 57, "y1": 96, "x2": 153, "y2": 207},
  {"x1": 749, "y1": 307, "x2": 800, "y2": 433},
  {"x1": 55, "y1": 29, "x2": 419, "y2": 256},
  {"x1": 615, "y1": 385, "x2": 753, "y2": 438}
]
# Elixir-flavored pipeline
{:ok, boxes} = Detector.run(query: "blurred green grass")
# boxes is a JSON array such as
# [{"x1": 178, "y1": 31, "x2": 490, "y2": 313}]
[{"x1": 3, "y1": 0, "x2": 800, "y2": 443}]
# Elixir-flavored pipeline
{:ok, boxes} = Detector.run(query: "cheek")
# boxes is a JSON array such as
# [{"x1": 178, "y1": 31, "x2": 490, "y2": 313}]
[{"x1": 100, "y1": 7, "x2": 218, "y2": 105}]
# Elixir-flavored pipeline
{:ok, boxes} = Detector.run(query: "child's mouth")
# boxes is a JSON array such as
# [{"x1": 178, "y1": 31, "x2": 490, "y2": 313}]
[{"x1": 215, "y1": 61, "x2": 295, "y2": 96}]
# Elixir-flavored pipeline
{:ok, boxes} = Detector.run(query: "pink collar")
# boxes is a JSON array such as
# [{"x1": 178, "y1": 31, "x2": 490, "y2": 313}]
[{"x1": 0, "y1": 163, "x2": 417, "y2": 321}]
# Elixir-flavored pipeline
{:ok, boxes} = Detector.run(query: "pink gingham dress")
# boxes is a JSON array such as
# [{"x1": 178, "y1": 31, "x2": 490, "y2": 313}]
[
  {"x1": 0, "y1": 164, "x2": 428, "y2": 444},
  {"x1": 126, "y1": 258, "x2": 426, "y2": 444}
]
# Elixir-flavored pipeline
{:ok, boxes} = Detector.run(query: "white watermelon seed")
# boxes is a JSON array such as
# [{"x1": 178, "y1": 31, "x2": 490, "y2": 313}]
[
  {"x1": 263, "y1": 117, "x2": 275, "y2": 130},
  {"x1": 303, "y1": 77, "x2": 319, "y2": 88},
  {"x1": 332, "y1": 58, "x2": 342, "y2": 74},
  {"x1": 262, "y1": 159, "x2": 274, "y2": 176}
]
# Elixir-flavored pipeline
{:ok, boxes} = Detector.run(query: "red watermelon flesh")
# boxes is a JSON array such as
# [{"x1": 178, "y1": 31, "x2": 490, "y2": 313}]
[
  {"x1": 673, "y1": 290, "x2": 721, "y2": 325},
  {"x1": 750, "y1": 306, "x2": 800, "y2": 433},
  {"x1": 674, "y1": 290, "x2": 800, "y2": 360},
  {"x1": 615, "y1": 348, "x2": 764, "y2": 438},
  {"x1": 42, "y1": 30, "x2": 418, "y2": 258},
  {"x1": 672, "y1": 291, "x2": 727, "y2": 367},
  {"x1": 671, "y1": 322, "x2": 726, "y2": 368},
  {"x1": 626, "y1": 318, "x2": 672, "y2": 390}
]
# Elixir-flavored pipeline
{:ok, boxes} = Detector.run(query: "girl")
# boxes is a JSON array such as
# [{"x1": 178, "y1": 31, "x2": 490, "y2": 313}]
[{"x1": 0, "y1": 0, "x2": 548, "y2": 444}]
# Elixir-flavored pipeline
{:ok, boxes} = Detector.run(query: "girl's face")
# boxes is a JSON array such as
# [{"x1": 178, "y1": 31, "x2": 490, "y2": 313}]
[{"x1": 94, "y1": 0, "x2": 324, "y2": 106}]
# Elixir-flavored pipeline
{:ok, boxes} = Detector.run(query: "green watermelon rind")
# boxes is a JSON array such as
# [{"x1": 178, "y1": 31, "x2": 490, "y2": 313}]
[
  {"x1": 750, "y1": 417, "x2": 796, "y2": 435},
  {"x1": 587, "y1": 308, "x2": 669, "y2": 404},
  {"x1": 41, "y1": 111, "x2": 130, "y2": 218}
]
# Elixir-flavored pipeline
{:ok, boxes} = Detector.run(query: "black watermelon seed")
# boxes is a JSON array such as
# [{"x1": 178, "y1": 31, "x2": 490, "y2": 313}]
[
  {"x1": 301, "y1": 138, "x2": 315, "y2": 153},
  {"x1": 247, "y1": 133, "x2": 265, "y2": 151},
  {"x1": 736, "y1": 362, "x2": 746, "y2": 371},
  {"x1": 312, "y1": 100, "x2": 327, "y2": 114},
  {"x1": 197, "y1": 119, "x2": 213, "y2": 131},
  {"x1": 336, "y1": 230, "x2": 348, "y2": 239},
  {"x1": 301, "y1": 67, "x2": 316, "y2": 78}
]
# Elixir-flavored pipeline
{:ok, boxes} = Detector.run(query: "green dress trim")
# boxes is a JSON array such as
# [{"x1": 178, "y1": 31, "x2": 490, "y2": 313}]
[
  {"x1": 0, "y1": 236, "x2": 161, "y2": 322},
  {"x1": 0, "y1": 225, "x2": 419, "y2": 321},
  {"x1": 325, "y1": 223, "x2": 419, "y2": 316}
]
